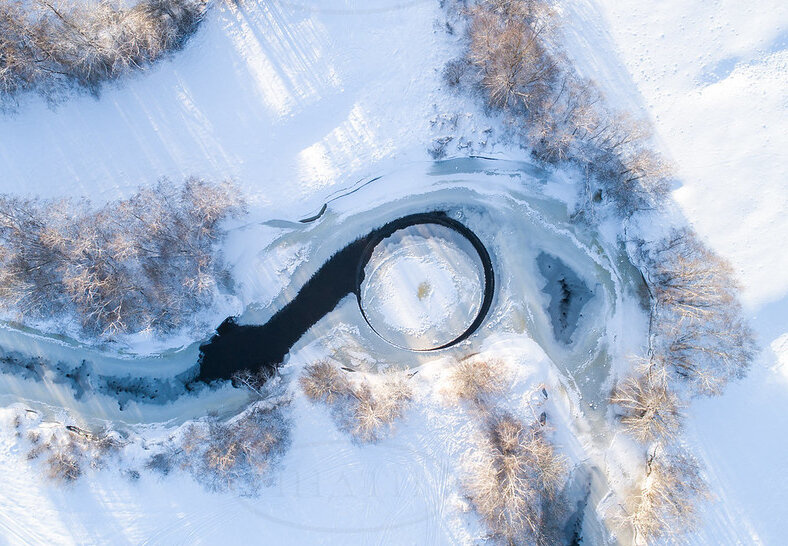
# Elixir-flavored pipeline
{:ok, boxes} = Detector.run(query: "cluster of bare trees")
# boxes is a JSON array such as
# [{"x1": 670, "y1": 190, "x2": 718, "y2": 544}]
[
  {"x1": 439, "y1": 354, "x2": 570, "y2": 544},
  {"x1": 608, "y1": 403, "x2": 708, "y2": 543},
  {"x1": 0, "y1": 178, "x2": 244, "y2": 339},
  {"x1": 612, "y1": 229, "x2": 754, "y2": 409},
  {"x1": 617, "y1": 445, "x2": 709, "y2": 544},
  {"x1": 0, "y1": 0, "x2": 205, "y2": 108},
  {"x1": 645, "y1": 229, "x2": 756, "y2": 396},
  {"x1": 299, "y1": 360, "x2": 413, "y2": 443},
  {"x1": 297, "y1": 354, "x2": 570, "y2": 541},
  {"x1": 179, "y1": 401, "x2": 291, "y2": 493},
  {"x1": 463, "y1": 410, "x2": 567, "y2": 544},
  {"x1": 608, "y1": 229, "x2": 753, "y2": 541},
  {"x1": 446, "y1": 3, "x2": 754, "y2": 542},
  {"x1": 17, "y1": 394, "x2": 289, "y2": 491},
  {"x1": 21, "y1": 417, "x2": 124, "y2": 482},
  {"x1": 447, "y1": 0, "x2": 672, "y2": 214}
]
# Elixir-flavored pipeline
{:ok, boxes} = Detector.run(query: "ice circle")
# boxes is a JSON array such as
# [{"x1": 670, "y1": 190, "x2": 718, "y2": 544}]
[{"x1": 359, "y1": 223, "x2": 486, "y2": 350}]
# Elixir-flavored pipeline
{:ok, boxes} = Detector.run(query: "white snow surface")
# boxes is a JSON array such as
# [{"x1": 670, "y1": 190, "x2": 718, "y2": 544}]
[
  {"x1": 0, "y1": 0, "x2": 786, "y2": 544},
  {"x1": 591, "y1": 0, "x2": 788, "y2": 312}
]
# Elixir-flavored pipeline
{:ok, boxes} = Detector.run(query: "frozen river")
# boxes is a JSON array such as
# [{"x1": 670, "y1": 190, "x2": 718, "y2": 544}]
[{"x1": 0, "y1": 158, "x2": 646, "y2": 427}]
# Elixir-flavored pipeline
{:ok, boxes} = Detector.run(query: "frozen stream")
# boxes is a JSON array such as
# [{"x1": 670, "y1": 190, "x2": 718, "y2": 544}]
[
  {"x1": 198, "y1": 211, "x2": 494, "y2": 380},
  {"x1": 0, "y1": 158, "x2": 646, "y2": 426}
]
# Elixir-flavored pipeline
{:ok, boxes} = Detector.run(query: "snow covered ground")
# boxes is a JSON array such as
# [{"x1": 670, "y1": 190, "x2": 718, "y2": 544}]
[
  {"x1": 584, "y1": 1, "x2": 788, "y2": 543},
  {"x1": 0, "y1": 0, "x2": 459, "y2": 213},
  {"x1": 0, "y1": 0, "x2": 786, "y2": 544}
]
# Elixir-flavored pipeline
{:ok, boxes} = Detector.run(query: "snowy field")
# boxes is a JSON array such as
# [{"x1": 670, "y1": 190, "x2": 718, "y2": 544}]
[
  {"x1": 0, "y1": 0, "x2": 786, "y2": 544},
  {"x1": 587, "y1": 1, "x2": 788, "y2": 543}
]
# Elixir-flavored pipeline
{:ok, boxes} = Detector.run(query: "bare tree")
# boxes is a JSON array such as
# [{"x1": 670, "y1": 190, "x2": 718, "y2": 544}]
[
  {"x1": 610, "y1": 360, "x2": 683, "y2": 443},
  {"x1": 347, "y1": 374, "x2": 412, "y2": 443},
  {"x1": 467, "y1": 0, "x2": 558, "y2": 113},
  {"x1": 232, "y1": 368, "x2": 277, "y2": 399},
  {"x1": 446, "y1": 0, "x2": 672, "y2": 215},
  {"x1": 443, "y1": 58, "x2": 468, "y2": 88},
  {"x1": 0, "y1": 178, "x2": 244, "y2": 339},
  {"x1": 623, "y1": 445, "x2": 709, "y2": 543},
  {"x1": 527, "y1": 74, "x2": 601, "y2": 162},
  {"x1": 299, "y1": 360, "x2": 413, "y2": 443},
  {"x1": 46, "y1": 445, "x2": 82, "y2": 482},
  {"x1": 299, "y1": 360, "x2": 353, "y2": 404},
  {"x1": 593, "y1": 146, "x2": 672, "y2": 213},
  {"x1": 443, "y1": 356, "x2": 512, "y2": 406},
  {"x1": 649, "y1": 229, "x2": 738, "y2": 320},
  {"x1": 463, "y1": 411, "x2": 567, "y2": 545}
]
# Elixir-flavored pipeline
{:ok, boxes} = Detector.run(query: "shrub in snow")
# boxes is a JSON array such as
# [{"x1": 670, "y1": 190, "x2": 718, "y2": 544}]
[
  {"x1": 619, "y1": 445, "x2": 709, "y2": 544},
  {"x1": 462, "y1": 411, "x2": 567, "y2": 545},
  {"x1": 179, "y1": 401, "x2": 291, "y2": 493},
  {"x1": 443, "y1": 355, "x2": 512, "y2": 406},
  {"x1": 610, "y1": 361, "x2": 684, "y2": 444},
  {"x1": 46, "y1": 447, "x2": 83, "y2": 482},
  {"x1": 299, "y1": 360, "x2": 413, "y2": 443},
  {"x1": 0, "y1": 178, "x2": 244, "y2": 339},
  {"x1": 0, "y1": 0, "x2": 206, "y2": 109},
  {"x1": 442, "y1": 58, "x2": 468, "y2": 88},
  {"x1": 145, "y1": 450, "x2": 177, "y2": 476},
  {"x1": 642, "y1": 229, "x2": 757, "y2": 395},
  {"x1": 23, "y1": 422, "x2": 124, "y2": 482}
]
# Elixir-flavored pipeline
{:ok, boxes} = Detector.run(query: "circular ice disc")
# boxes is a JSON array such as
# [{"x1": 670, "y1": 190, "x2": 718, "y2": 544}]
[{"x1": 359, "y1": 223, "x2": 485, "y2": 350}]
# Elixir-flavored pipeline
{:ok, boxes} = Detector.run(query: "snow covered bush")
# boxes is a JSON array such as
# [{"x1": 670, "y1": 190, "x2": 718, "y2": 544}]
[
  {"x1": 23, "y1": 421, "x2": 124, "y2": 482},
  {"x1": 621, "y1": 446, "x2": 709, "y2": 544},
  {"x1": 300, "y1": 360, "x2": 413, "y2": 443},
  {"x1": 0, "y1": 178, "x2": 244, "y2": 339},
  {"x1": 643, "y1": 229, "x2": 757, "y2": 395},
  {"x1": 462, "y1": 411, "x2": 567, "y2": 545},
  {"x1": 0, "y1": 0, "x2": 206, "y2": 109},
  {"x1": 45, "y1": 447, "x2": 83, "y2": 482},
  {"x1": 610, "y1": 361, "x2": 684, "y2": 444},
  {"x1": 442, "y1": 355, "x2": 512, "y2": 406},
  {"x1": 179, "y1": 401, "x2": 291, "y2": 493}
]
